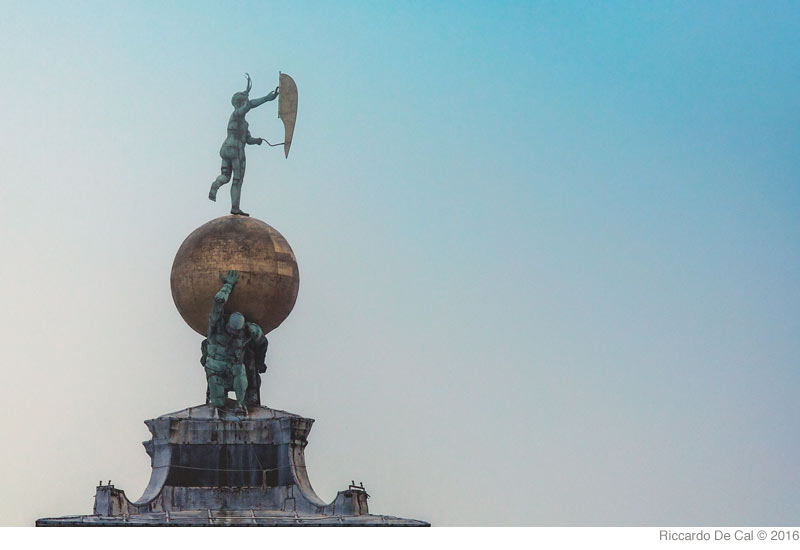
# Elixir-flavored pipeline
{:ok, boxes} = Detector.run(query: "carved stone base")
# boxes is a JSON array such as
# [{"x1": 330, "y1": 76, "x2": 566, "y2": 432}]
[{"x1": 36, "y1": 401, "x2": 428, "y2": 526}]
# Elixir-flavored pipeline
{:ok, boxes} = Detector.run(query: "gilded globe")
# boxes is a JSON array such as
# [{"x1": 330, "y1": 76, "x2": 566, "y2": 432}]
[{"x1": 170, "y1": 216, "x2": 299, "y2": 336}]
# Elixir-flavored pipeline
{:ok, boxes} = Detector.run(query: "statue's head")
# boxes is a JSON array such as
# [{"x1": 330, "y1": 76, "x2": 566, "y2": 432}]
[
  {"x1": 231, "y1": 73, "x2": 252, "y2": 107},
  {"x1": 226, "y1": 312, "x2": 246, "y2": 334}
]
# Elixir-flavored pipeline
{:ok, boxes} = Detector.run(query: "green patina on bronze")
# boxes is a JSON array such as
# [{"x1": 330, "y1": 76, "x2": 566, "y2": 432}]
[
  {"x1": 201, "y1": 269, "x2": 268, "y2": 413},
  {"x1": 208, "y1": 74, "x2": 279, "y2": 216}
]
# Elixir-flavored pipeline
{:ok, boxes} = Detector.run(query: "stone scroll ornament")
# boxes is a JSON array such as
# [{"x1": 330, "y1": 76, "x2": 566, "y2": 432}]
[{"x1": 208, "y1": 72, "x2": 298, "y2": 216}]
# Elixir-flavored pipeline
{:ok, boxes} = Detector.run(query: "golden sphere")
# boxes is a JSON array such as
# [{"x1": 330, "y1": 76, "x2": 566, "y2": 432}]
[{"x1": 170, "y1": 216, "x2": 299, "y2": 336}]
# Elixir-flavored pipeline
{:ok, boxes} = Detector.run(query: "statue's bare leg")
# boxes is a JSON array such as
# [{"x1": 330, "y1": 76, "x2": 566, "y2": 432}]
[
  {"x1": 209, "y1": 161, "x2": 232, "y2": 202},
  {"x1": 230, "y1": 155, "x2": 249, "y2": 216},
  {"x1": 206, "y1": 373, "x2": 226, "y2": 409},
  {"x1": 232, "y1": 363, "x2": 248, "y2": 414}
]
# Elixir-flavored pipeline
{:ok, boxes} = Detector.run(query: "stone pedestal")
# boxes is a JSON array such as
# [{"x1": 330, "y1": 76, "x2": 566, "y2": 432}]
[{"x1": 36, "y1": 401, "x2": 428, "y2": 526}]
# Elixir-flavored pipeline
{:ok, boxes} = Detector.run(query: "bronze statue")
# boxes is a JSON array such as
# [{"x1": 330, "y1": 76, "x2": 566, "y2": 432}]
[
  {"x1": 209, "y1": 74, "x2": 279, "y2": 216},
  {"x1": 208, "y1": 73, "x2": 298, "y2": 216},
  {"x1": 201, "y1": 269, "x2": 268, "y2": 415}
]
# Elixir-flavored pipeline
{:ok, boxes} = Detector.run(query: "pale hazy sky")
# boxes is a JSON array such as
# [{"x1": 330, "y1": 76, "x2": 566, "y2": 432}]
[{"x1": 1, "y1": 1, "x2": 799, "y2": 526}]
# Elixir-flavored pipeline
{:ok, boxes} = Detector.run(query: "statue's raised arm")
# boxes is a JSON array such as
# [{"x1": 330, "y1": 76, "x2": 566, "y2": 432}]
[
  {"x1": 249, "y1": 85, "x2": 279, "y2": 109},
  {"x1": 209, "y1": 269, "x2": 239, "y2": 335}
]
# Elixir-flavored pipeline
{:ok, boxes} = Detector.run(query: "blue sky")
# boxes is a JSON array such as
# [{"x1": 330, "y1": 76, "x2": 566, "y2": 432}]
[{"x1": 1, "y1": 1, "x2": 798, "y2": 526}]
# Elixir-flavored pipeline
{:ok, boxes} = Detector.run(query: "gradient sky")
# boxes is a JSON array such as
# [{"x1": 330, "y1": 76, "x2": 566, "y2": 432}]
[{"x1": 1, "y1": 1, "x2": 798, "y2": 526}]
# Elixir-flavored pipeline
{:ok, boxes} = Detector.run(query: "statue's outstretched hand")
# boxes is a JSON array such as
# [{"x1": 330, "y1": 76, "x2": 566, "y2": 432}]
[
  {"x1": 274, "y1": 86, "x2": 280, "y2": 95},
  {"x1": 221, "y1": 269, "x2": 239, "y2": 285}
]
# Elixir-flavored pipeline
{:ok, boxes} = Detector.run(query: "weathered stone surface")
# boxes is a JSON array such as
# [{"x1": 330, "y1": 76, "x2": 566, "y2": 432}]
[
  {"x1": 36, "y1": 402, "x2": 429, "y2": 527},
  {"x1": 36, "y1": 511, "x2": 427, "y2": 526}
]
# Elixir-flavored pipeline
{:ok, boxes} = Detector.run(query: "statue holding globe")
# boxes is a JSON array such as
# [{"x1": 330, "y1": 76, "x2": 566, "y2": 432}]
[
  {"x1": 201, "y1": 269, "x2": 268, "y2": 414},
  {"x1": 191, "y1": 71, "x2": 299, "y2": 411},
  {"x1": 170, "y1": 215, "x2": 300, "y2": 411}
]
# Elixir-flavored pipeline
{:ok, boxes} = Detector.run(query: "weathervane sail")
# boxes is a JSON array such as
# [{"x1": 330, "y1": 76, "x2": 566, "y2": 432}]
[{"x1": 278, "y1": 72, "x2": 298, "y2": 158}]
